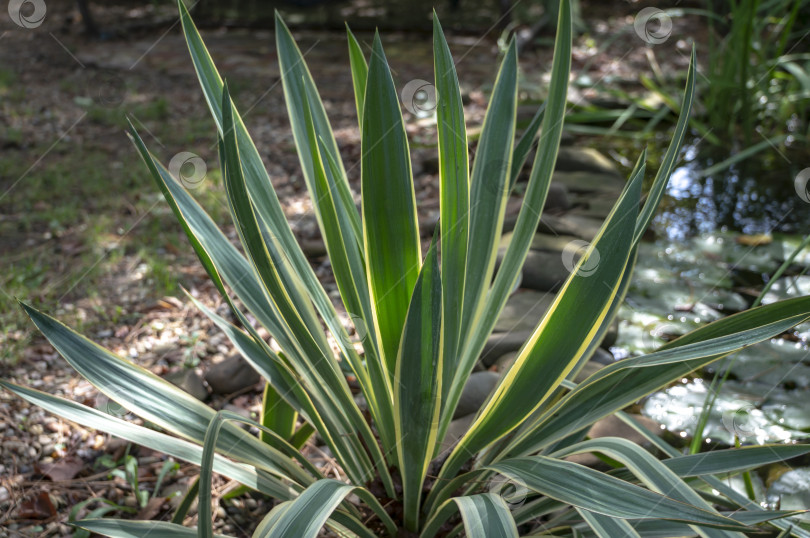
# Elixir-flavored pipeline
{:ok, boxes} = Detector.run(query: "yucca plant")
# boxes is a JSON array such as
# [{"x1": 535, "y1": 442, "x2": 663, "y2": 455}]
[{"x1": 6, "y1": 1, "x2": 810, "y2": 536}]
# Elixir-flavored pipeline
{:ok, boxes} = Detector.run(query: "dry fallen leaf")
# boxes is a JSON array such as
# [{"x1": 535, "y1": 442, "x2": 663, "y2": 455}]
[
  {"x1": 37, "y1": 456, "x2": 85, "y2": 481},
  {"x1": 17, "y1": 491, "x2": 57, "y2": 520}
]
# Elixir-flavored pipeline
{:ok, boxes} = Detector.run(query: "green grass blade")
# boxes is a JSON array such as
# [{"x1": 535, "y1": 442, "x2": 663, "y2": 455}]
[
  {"x1": 0, "y1": 381, "x2": 297, "y2": 500},
  {"x1": 362, "y1": 32, "x2": 422, "y2": 376},
  {"x1": 421, "y1": 494, "x2": 518, "y2": 538},
  {"x1": 347, "y1": 25, "x2": 368, "y2": 130},
  {"x1": 458, "y1": 38, "x2": 518, "y2": 352},
  {"x1": 490, "y1": 457, "x2": 748, "y2": 530},
  {"x1": 439, "y1": 0, "x2": 570, "y2": 437},
  {"x1": 394, "y1": 240, "x2": 443, "y2": 530},
  {"x1": 432, "y1": 13, "x2": 470, "y2": 415}
]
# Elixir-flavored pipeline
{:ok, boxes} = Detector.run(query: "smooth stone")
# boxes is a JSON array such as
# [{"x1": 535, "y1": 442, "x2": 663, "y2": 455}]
[
  {"x1": 538, "y1": 214, "x2": 603, "y2": 241},
  {"x1": 545, "y1": 182, "x2": 570, "y2": 212},
  {"x1": 205, "y1": 354, "x2": 261, "y2": 395},
  {"x1": 481, "y1": 330, "x2": 533, "y2": 367},
  {"x1": 568, "y1": 192, "x2": 619, "y2": 219},
  {"x1": 552, "y1": 171, "x2": 625, "y2": 195},
  {"x1": 439, "y1": 414, "x2": 475, "y2": 455},
  {"x1": 521, "y1": 250, "x2": 573, "y2": 293},
  {"x1": 554, "y1": 147, "x2": 620, "y2": 177},
  {"x1": 501, "y1": 185, "x2": 569, "y2": 233},
  {"x1": 165, "y1": 369, "x2": 208, "y2": 402},
  {"x1": 493, "y1": 290, "x2": 556, "y2": 334},
  {"x1": 454, "y1": 372, "x2": 500, "y2": 419},
  {"x1": 601, "y1": 318, "x2": 619, "y2": 350},
  {"x1": 494, "y1": 351, "x2": 519, "y2": 374}
]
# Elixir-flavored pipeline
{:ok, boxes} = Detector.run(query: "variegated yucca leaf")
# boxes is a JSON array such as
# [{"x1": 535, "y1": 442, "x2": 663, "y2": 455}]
[{"x1": 5, "y1": 0, "x2": 810, "y2": 536}]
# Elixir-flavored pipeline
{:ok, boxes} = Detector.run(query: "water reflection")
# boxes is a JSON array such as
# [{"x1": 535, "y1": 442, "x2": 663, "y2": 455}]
[{"x1": 649, "y1": 144, "x2": 810, "y2": 241}]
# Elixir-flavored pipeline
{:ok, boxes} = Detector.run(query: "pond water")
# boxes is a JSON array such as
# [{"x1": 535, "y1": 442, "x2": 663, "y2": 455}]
[
  {"x1": 612, "y1": 143, "x2": 810, "y2": 456},
  {"x1": 651, "y1": 144, "x2": 810, "y2": 241}
]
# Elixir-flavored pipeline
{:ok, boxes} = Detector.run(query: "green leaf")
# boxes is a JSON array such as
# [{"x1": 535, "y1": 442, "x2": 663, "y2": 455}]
[
  {"x1": 662, "y1": 445, "x2": 810, "y2": 477},
  {"x1": 261, "y1": 381, "x2": 297, "y2": 444},
  {"x1": 197, "y1": 411, "x2": 327, "y2": 538},
  {"x1": 505, "y1": 296, "x2": 810, "y2": 457},
  {"x1": 634, "y1": 47, "x2": 696, "y2": 244},
  {"x1": 439, "y1": 0, "x2": 571, "y2": 438},
  {"x1": 433, "y1": 13, "x2": 470, "y2": 410},
  {"x1": 421, "y1": 494, "x2": 518, "y2": 538},
  {"x1": 509, "y1": 104, "x2": 545, "y2": 190},
  {"x1": 73, "y1": 519, "x2": 233, "y2": 538},
  {"x1": 439, "y1": 134, "x2": 643, "y2": 482},
  {"x1": 458, "y1": 38, "x2": 518, "y2": 353},
  {"x1": 553, "y1": 437, "x2": 744, "y2": 538},
  {"x1": 250, "y1": 479, "x2": 396, "y2": 538},
  {"x1": 577, "y1": 508, "x2": 641, "y2": 538},
  {"x1": 347, "y1": 25, "x2": 368, "y2": 130},
  {"x1": 19, "y1": 303, "x2": 314, "y2": 487},
  {"x1": 490, "y1": 457, "x2": 748, "y2": 530},
  {"x1": 0, "y1": 381, "x2": 297, "y2": 500},
  {"x1": 275, "y1": 11, "x2": 361, "y2": 242},
  {"x1": 394, "y1": 240, "x2": 443, "y2": 530},
  {"x1": 362, "y1": 32, "x2": 422, "y2": 376},
  {"x1": 179, "y1": 2, "x2": 363, "y2": 402}
]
